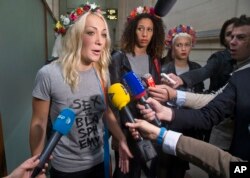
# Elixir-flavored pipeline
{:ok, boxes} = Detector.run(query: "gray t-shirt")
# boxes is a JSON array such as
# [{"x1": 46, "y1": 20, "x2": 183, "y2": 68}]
[
  {"x1": 126, "y1": 53, "x2": 149, "y2": 77},
  {"x1": 32, "y1": 62, "x2": 105, "y2": 172}
]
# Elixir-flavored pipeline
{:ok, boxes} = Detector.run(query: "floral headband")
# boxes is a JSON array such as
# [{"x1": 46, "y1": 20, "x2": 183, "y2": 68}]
[
  {"x1": 54, "y1": 2, "x2": 102, "y2": 35},
  {"x1": 127, "y1": 6, "x2": 158, "y2": 22},
  {"x1": 165, "y1": 24, "x2": 196, "y2": 47}
]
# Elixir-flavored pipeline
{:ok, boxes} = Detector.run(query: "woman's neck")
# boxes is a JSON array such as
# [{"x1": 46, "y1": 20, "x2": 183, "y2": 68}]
[
  {"x1": 134, "y1": 45, "x2": 147, "y2": 56},
  {"x1": 78, "y1": 61, "x2": 93, "y2": 71},
  {"x1": 174, "y1": 58, "x2": 189, "y2": 68}
]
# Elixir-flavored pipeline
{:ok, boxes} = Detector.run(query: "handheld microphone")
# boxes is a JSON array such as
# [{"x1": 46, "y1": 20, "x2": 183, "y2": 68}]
[
  {"x1": 154, "y1": 0, "x2": 177, "y2": 17},
  {"x1": 122, "y1": 71, "x2": 162, "y2": 127},
  {"x1": 108, "y1": 83, "x2": 157, "y2": 162},
  {"x1": 31, "y1": 108, "x2": 75, "y2": 178},
  {"x1": 141, "y1": 73, "x2": 156, "y2": 87},
  {"x1": 108, "y1": 83, "x2": 142, "y2": 139}
]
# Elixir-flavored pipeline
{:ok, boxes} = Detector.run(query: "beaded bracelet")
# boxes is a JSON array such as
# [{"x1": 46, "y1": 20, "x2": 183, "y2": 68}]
[{"x1": 157, "y1": 127, "x2": 167, "y2": 145}]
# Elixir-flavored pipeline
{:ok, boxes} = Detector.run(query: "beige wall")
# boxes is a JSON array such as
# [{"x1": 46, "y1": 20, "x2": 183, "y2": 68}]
[
  {"x1": 112, "y1": 0, "x2": 250, "y2": 89},
  {"x1": 56, "y1": 0, "x2": 250, "y2": 81},
  {"x1": 161, "y1": 0, "x2": 250, "y2": 62}
]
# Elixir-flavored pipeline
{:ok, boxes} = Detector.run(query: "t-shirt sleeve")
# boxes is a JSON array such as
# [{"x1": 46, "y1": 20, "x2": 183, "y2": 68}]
[{"x1": 32, "y1": 66, "x2": 51, "y2": 101}]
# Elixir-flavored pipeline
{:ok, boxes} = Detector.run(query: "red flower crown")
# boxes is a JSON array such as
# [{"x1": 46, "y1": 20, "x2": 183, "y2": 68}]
[
  {"x1": 127, "y1": 6, "x2": 158, "y2": 22},
  {"x1": 54, "y1": 2, "x2": 102, "y2": 35},
  {"x1": 165, "y1": 24, "x2": 196, "y2": 47}
]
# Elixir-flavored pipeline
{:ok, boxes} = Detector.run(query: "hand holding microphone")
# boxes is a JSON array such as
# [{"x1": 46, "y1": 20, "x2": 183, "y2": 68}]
[
  {"x1": 108, "y1": 83, "x2": 157, "y2": 162},
  {"x1": 136, "y1": 97, "x2": 173, "y2": 122},
  {"x1": 122, "y1": 71, "x2": 162, "y2": 127},
  {"x1": 108, "y1": 83, "x2": 143, "y2": 141},
  {"x1": 161, "y1": 73, "x2": 184, "y2": 89},
  {"x1": 31, "y1": 108, "x2": 75, "y2": 178}
]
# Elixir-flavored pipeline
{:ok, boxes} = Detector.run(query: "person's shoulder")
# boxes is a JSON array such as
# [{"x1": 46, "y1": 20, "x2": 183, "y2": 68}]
[
  {"x1": 189, "y1": 60, "x2": 202, "y2": 68},
  {"x1": 234, "y1": 67, "x2": 250, "y2": 76},
  {"x1": 209, "y1": 49, "x2": 231, "y2": 60},
  {"x1": 38, "y1": 61, "x2": 60, "y2": 75},
  {"x1": 111, "y1": 49, "x2": 124, "y2": 58},
  {"x1": 230, "y1": 68, "x2": 250, "y2": 84},
  {"x1": 45, "y1": 57, "x2": 59, "y2": 65},
  {"x1": 111, "y1": 49, "x2": 128, "y2": 63}
]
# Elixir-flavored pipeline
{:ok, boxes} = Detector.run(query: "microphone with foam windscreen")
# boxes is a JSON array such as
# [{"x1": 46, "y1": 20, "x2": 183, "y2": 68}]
[
  {"x1": 31, "y1": 108, "x2": 75, "y2": 178},
  {"x1": 108, "y1": 83, "x2": 157, "y2": 162},
  {"x1": 108, "y1": 83, "x2": 143, "y2": 141},
  {"x1": 154, "y1": 0, "x2": 177, "y2": 17},
  {"x1": 122, "y1": 71, "x2": 162, "y2": 127},
  {"x1": 141, "y1": 73, "x2": 156, "y2": 88}
]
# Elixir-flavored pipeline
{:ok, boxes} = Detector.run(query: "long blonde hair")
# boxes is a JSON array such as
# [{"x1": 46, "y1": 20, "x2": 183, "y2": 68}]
[{"x1": 58, "y1": 11, "x2": 111, "y2": 91}]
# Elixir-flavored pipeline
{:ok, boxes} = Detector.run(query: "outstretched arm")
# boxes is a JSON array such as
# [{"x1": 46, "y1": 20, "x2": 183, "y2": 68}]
[
  {"x1": 125, "y1": 119, "x2": 242, "y2": 177},
  {"x1": 105, "y1": 106, "x2": 133, "y2": 174},
  {"x1": 4, "y1": 155, "x2": 47, "y2": 178}
]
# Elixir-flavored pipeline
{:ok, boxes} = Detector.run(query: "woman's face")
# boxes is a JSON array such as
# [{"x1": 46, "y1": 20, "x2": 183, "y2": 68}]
[
  {"x1": 135, "y1": 18, "x2": 154, "y2": 48},
  {"x1": 172, "y1": 36, "x2": 192, "y2": 61},
  {"x1": 81, "y1": 14, "x2": 107, "y2": 67}
]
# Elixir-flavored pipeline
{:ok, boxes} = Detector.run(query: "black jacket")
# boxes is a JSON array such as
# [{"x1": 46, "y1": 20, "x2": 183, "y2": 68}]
[
  {"x1": 170, "y1": 68, "x2": 250, "y2": 161},
  {"x1": 109, "y1": 50, "x2": 161, "y2": 85},
  {"x1": 109, "y1": 50, "x2": 161, "y2": 124},
  {"x1": 179, "y1": 49, "x2": 234, "y2": 92},
  {"x1": 161, "y1": 60, "x2": 204, "y2": 93}
]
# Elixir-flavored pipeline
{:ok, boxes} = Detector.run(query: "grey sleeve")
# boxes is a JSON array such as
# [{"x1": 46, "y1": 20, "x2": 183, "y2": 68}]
[{"x1": 32, "y1": 66, "x2": 51, "y2": 101}]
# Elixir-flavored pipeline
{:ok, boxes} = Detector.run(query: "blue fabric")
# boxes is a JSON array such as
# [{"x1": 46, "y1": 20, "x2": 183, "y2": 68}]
[
  {"x1": 157, "y1": 127, "x2": 167, "y2": 145},
  {"x1": 104, "y1": 124, "x2": 110, "y2": 178}
]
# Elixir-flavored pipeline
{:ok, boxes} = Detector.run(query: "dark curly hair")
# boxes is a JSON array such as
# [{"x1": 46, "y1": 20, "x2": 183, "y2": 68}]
[{"x1": 120, "y1": 13, "x2": 165, "y2": 59}]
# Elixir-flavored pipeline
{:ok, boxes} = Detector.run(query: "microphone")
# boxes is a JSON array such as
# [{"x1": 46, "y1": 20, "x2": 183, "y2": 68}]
[
  {"x1": 141, "y1": 73, "x2": 156, "y2": 87},
  {"x1": 108, "y1": 83, "x2": 142, "y2": 136},
  {"x1": 122, "y1": 71, "x2": 162, "y2": 127},
  {"x1": 108, "y1": 83, "x2": 157, "y2": 162},
  {"x1": 31, "y1": 108, "x2": 75, "y2": 178},
  {"x1": 154, "y1": 0, "x2": 177, "y2": 17}
]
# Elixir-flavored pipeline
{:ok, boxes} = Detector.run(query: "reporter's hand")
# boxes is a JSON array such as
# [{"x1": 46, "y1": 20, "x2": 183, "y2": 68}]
[
  {"x1": 126, "y1": 119, "x2": 160, "y2": 140},
  {"x1": 161, "y1": 73, "x2": 183, "y2": 89},
  {"x1": 6, "y1": 155, "x2": 47, "y2": 178},
  {"x1": 137, "y1": 97, "x2": 173, "y2": 122},
  {"x1": 148, "y1": 85, "x2": 177, "y2": 102}
]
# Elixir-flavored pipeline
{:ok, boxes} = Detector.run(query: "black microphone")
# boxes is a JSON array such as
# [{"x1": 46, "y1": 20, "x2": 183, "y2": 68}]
[
  {"x1": 31, "y1": 108, "x2": 75, "y2": 178},
  {"x1": 154, "y1": 0, "x2": 177, "y2": 17},
  {"x1": 108, "y1": 83, "x2": 157, "y2": 162},
  {"x1": 122, "y1": 71, "x2": 162, "y2": 127}
]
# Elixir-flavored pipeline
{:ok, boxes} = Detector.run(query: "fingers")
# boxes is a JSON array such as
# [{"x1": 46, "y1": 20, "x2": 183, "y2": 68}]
[
  {"x1": 21, "y1": 155, "x2": 40, "y2": 170},
  {"x1": 136, "y1": 98, "x2": 157, "y2": 122},
  {"x1": 138, "y1": 106, "x2": 156, "y2": 121},
  {"x1": 119, "y1": 157, "x2": 129, "y2": 174},
  {"x1": 126, "y1": 122, "x2": 141, "y2": 140},
  {"x1": 167, "y1": 73, "x2": 183, "y2": 88},
  {"x1": 118, "y1": 141, "x2": 134, "y2": 174},
  {"x1": 148, "y1": 86, "x2": 170, "y2": 102}
]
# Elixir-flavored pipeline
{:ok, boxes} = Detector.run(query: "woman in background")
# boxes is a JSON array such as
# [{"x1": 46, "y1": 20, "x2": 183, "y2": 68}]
[
  {"x1": 109, "y1": 6, "x2": 165, "y2": 178},
  {"x1": 161, "y1": 24, "x2": 204, "y2": 93}
]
